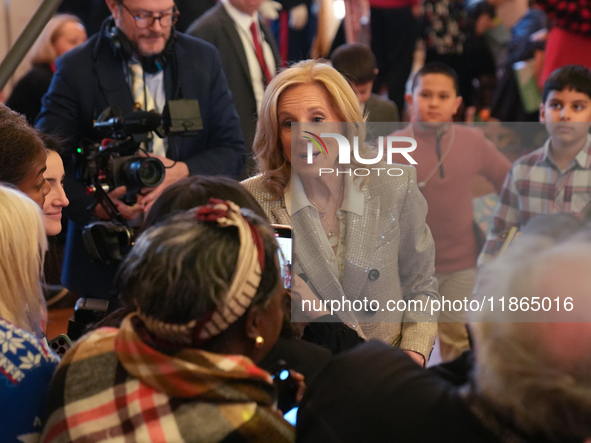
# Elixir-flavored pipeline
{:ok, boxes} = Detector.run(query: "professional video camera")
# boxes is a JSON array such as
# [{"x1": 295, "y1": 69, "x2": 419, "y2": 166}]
[
  {"x1": 79, "y1": 108, "x2": 165, "y2": 263},
  {"x1": 80, "y1": 108, "x2": 166, "y2": 202}
]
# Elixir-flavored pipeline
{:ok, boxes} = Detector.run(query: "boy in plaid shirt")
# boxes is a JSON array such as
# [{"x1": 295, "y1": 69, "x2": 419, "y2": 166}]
[{"x1": 479, "y1": 64, "x2": 591, "y2": 264}]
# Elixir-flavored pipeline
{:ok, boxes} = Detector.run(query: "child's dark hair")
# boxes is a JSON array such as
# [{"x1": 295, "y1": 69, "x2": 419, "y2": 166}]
[
  {"x1": 542, "y1": 65, "x2": 591, "y2": 103},
  {"x1": 466, "y1": 1, "x2": 496, "y2": 34},
  {"x1": 330, "y1": 43, "x2": 377, "y2": 85},
  {"x1": 467, "y1": 0, "x2": 495, "y2": 21},
  {"x1": 411, "y1": 62, "x2": 460, "y2": 96}
]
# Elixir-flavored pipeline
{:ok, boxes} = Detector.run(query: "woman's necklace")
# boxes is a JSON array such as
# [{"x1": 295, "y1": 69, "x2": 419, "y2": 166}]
[{"x1": 307, "y1": 180, "x2": 345, "y2": 248}]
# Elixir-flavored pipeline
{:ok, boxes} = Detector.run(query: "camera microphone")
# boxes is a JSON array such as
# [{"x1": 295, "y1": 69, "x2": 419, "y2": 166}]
[{"x1": 94, "y1": 110, "x2": 162, "y2": 134}]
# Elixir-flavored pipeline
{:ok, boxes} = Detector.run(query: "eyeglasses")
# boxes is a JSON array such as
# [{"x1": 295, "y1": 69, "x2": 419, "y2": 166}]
[{"x1": 120, "y1": 3, "x2": 179, "y2": 29}]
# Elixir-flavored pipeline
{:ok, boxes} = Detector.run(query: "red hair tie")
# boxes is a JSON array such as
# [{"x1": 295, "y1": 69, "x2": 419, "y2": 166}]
[{"x1": 195, "y1": 197, "x2": 231, "y2": 222}]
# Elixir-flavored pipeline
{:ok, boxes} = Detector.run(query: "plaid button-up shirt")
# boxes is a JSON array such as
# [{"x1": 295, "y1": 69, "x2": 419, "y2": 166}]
[{"x1": 478, "y1": 134, "x2": 591, "y2": 265}]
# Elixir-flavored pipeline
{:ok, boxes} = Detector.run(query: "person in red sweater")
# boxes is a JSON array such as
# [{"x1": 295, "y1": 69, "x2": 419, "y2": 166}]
[
  {"x1": 535, "y1": 0, "x2": 591, "y2": 86},
  {"x1": 391, "y1": 62, "x2": 511, "y2": 361}
]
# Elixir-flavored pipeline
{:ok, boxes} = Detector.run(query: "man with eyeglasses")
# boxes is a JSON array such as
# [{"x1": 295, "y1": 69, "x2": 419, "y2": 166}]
[
  {"x1": 116, "y1": 0, "x2": 178, "y2": 56},
  {"x1": 37, "y1": 0, "x2": 246, "y2": 301}
]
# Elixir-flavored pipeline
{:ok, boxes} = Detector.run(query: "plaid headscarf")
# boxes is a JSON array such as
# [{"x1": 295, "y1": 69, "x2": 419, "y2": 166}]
[{"x1": 136, "y1": 199, "x2": 268, "y2": 347}]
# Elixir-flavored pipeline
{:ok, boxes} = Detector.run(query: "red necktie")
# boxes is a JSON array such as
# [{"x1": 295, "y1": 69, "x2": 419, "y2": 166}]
[
  {"x1": 279, "y1": 10, "x2": 289, "y2": 67},
  {"x1": 250, "y1": 21, "x2": 273, "y2": 86}
]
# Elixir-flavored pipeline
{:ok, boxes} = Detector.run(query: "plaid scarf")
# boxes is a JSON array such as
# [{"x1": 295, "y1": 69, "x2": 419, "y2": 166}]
[
  {"x1": 115, "y1": 314, "x2": 274, "y2": 400},
  {"x1": 41, "y1": 315, "x2": 294, "y2": 442}
]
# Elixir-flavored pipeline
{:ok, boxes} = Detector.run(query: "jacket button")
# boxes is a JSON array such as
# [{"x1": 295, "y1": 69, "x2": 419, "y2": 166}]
[
  {"x1": 365, "y1": 308, "x2": 377, "y2": 316},
  {"x1": 368, "y1": 269, "x2": 380, "y2": 281}
]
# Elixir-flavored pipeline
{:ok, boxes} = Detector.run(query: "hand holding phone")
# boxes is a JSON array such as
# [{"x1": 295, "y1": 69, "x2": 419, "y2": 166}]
[{"x1": 271, "y1": 360, "x2": 303, "y2": 414}]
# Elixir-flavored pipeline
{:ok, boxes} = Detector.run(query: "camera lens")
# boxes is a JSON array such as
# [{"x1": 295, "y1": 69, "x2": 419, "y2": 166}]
[
  {"x1": 121, "y1": 157, "x2": 165, "y2": 188},
  {"x1": 138, "y1": 158, "x2": 164, "y2": 186}
]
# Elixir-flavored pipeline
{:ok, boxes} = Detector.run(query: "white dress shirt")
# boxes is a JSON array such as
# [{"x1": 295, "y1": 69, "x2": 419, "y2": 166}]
[{"x1": 222, "y1": 0, "x2": 275, "y2": 111}]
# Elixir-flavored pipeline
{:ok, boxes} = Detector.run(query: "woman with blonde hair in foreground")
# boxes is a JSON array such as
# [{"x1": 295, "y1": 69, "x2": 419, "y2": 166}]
[
  {"x1": 41, "y1": 199, "x2": 294, "y2": 442},
  {"x1": 243, "y1": 60, "x2": 439, "y2": 365},
  {"x1": 0, "y1": 185, "x2": 59, "y2": 441}
]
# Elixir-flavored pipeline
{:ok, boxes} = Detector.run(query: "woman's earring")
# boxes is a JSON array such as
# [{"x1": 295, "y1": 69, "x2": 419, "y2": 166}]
[{"x1": 255, "y1": 335, "x2": 264, "y2": 347}]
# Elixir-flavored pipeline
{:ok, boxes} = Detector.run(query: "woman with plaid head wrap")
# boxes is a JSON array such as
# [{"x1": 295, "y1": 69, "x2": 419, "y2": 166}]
[{"x1": 41, "y1": 199, "x2": 294, "y2": 442}]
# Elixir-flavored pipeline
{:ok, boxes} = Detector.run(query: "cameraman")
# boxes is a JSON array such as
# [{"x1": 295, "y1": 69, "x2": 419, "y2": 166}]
[{"x1": 37, "y1": 0, "x2": 246, "y2": 300}]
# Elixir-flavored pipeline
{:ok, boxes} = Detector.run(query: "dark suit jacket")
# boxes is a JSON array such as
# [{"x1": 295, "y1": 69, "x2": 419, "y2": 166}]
[
  {"x1": 297, "y1": 341, "x2": 501, "y2": 443},
  {"x1": 37, "y1": 32, "x2": 245, "y2": 298},
  {"x1": 364, "y1": 93, "x2": 401, "y2": 141},
  {"x1": 187, "y1": 3, "x2": 281, "y2": 177},
  {"x1": 364, "y1": 93, "x2": 399, "y2": 123}
]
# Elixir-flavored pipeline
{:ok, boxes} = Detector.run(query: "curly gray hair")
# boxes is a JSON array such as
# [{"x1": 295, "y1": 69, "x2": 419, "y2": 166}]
[
  {"x1": 117, "y1": 207, "x2": 280, "y2": 328},
  {"x1": 472, "y1": 217, "x2": 591, "y2": 441}
]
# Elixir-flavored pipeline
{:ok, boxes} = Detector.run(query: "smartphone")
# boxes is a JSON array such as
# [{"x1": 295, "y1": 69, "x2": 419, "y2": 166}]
[
  {"x1": 283, "y1": 406, "x2": 298, "y2": 426},
  {"x1": 273, "y1": 225, "x2": 292, "y2": 289},
  {"x1": 48, "y1": 334, "x2": 72, "y2": 358},
  {"x1": 270, "y1": 360, "x2": 299, "y2": 416}
]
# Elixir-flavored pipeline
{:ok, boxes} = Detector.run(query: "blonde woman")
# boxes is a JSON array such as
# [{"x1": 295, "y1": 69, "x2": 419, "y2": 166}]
[
  {"x1": 0, "y1": 185, "x2": 59, "y2": 441},
  {"x1": 243, "y1": 60, "x2": 439, "y2": 365},
  {"x1": 7, "y1": 14, "x2": 86, "y2": 123}
]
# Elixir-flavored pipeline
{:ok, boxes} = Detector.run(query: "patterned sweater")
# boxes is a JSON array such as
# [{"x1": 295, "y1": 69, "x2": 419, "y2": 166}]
[{"x1": 0, "y1": 317, "x2": 59, "y2": 442}]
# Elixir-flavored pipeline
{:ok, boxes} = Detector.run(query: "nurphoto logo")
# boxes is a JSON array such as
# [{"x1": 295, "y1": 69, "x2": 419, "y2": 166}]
[{"x1": 304, "y1": 132, "x2": 418, "y2": 177}]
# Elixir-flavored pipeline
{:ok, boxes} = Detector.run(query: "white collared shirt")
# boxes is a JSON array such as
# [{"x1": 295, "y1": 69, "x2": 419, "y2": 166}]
[
  {"x1": 222, "y1": 0, "x2": 275, "y2": 112},
  {"x1": 288, "y1": 173, "x2": 365, "y2": 279}
]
